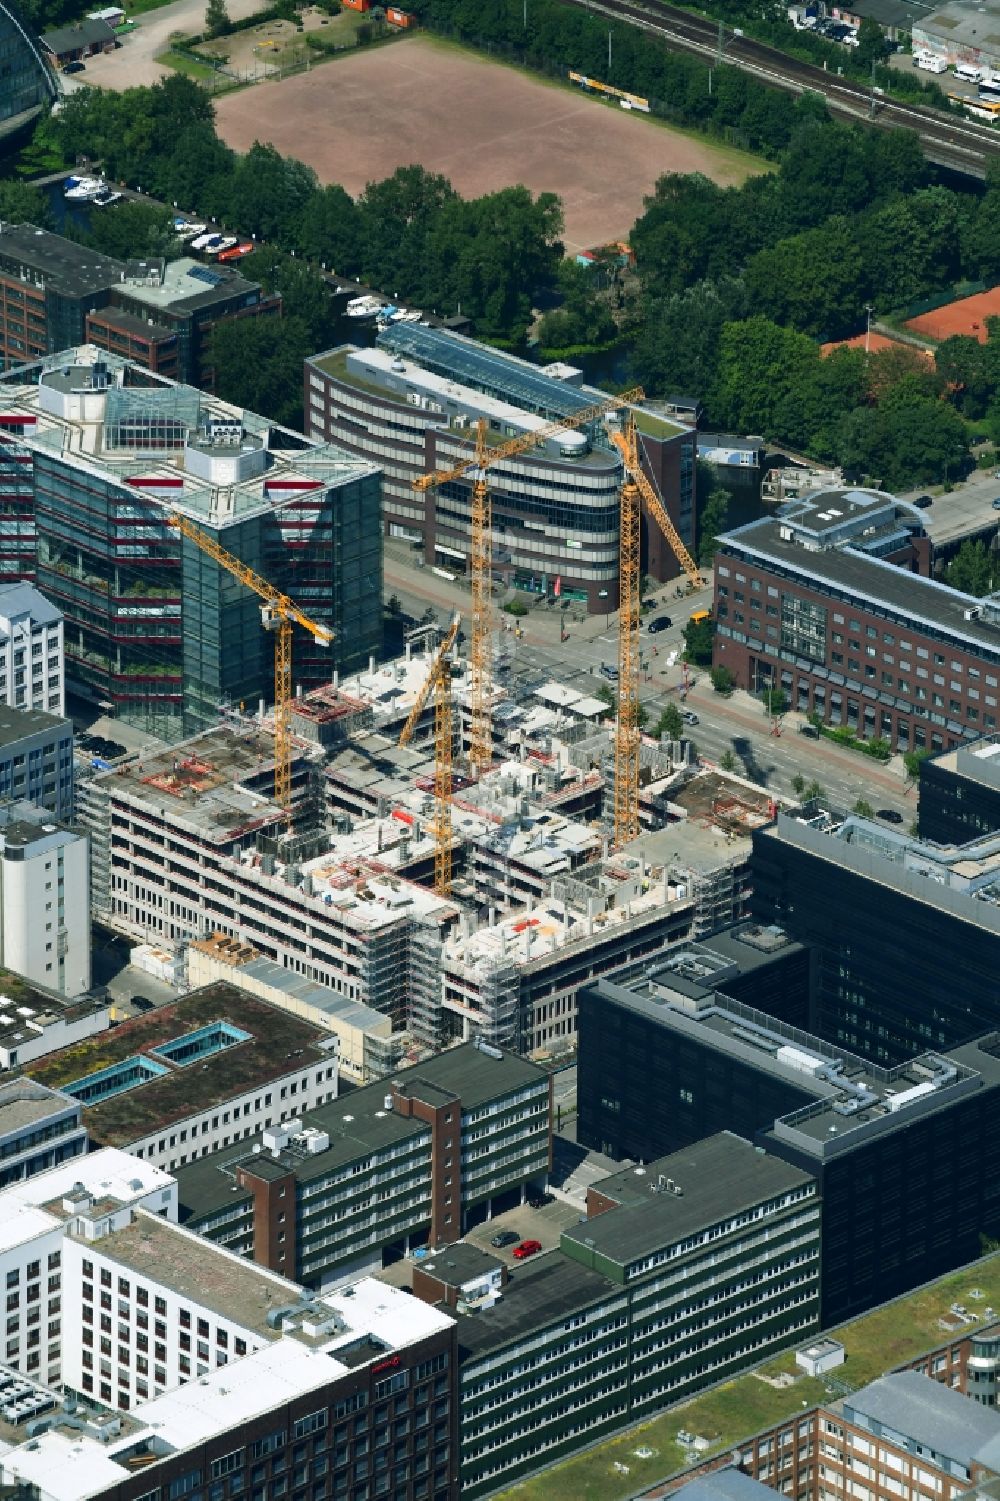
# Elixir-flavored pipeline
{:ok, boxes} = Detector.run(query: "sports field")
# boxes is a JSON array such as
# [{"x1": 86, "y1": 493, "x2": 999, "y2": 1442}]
[
  {"x1": 214, "y1": 36, "x2": 769, "y2": 252},
  {"x1": 905, "y1": 285, "x2": 1000, "y2": 343}
]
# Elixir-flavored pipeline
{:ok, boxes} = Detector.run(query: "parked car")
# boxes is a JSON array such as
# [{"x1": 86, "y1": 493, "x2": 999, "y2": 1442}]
[
  {"x1": 512, "y1": 1239, "x2": 542, "y2": 1260},
  {"x1": 63, "y1": 60, "x2": 85, "y2": 72},
  {"x1": 647, "y1": 615, "x2": 672, "y2": 634},
  {"x1": 912, "y1": 494, "x2": 933, "y2": 509},
  {"x1": 490, "y1": 1229, "x2": 520, "y2": 1249},
  {"x1": 682, "y1": 709, "x2": 699, "y2": 726},
  {"x1": 876, "y1": 808, "x2": 904, "y2": 824},
  {"x1": 526, "y1": 1189, "x2": 553, "y2": 1209},
  {"x1": 991, "y1": 497, "x2": 1000, "y2": 511},
  {"x1": 130, "y1": 996, "x2": 155, "y2": 1013},
  {"x1": 600, "y1": 664, "x2": 619, "y2": 681}
]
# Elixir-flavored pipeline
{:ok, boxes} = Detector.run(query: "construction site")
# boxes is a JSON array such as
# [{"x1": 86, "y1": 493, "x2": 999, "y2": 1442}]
[{"x1": 74, "y1": 370, "x2": 781, "y2": 1063}]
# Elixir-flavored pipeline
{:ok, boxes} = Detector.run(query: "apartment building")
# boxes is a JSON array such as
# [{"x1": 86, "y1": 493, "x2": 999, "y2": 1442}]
[
  {"x1": 0, "y1": 707, "x2": 73, "y2": 820},
  {"x1": 712, "y1": 487, "x2": 1000, "y2": 754},
  {"x1": 174, "y1": 1042, "x2": 551, "y2": 1288},
  {"x1": 26, "y1": 983, "x2": 339, "y2": 1175},
  {"x1": 0, "y1": 802, "x2": 89, "y2": 998},
  {"x1": 579, "y1": 957, "x2": 1000, "y2": 1324},
  {"x1": 0, "y1": 1079, "x2": 86, "y2": 1189},
  {"x1": 306, "y1": 324, "x2": 696, "y2": 611},
  {"x1": 751, "y1": 804, "x2": 1000, "y2": 1063},
  {"x1": 0, "y1": 582, "x2": 63, "y2": 717},
  {"x1": 0, "y1": 347, "x2": 381, "y2": 738},
  {"x1": 0, "y1": 223, "x2": 280, "y2": 383},
  {"x1": 437, "y1": 1133, "x2": 820, "y2": 1497},
  {"x1": 0, "y1": 983, "x2": 110, "y2": 1071}
]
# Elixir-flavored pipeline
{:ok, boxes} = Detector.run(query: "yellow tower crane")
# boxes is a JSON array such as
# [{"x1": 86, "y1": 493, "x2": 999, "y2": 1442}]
[
  {"x1": 412, "y1": 387, "x2": 644, "y2": 777},
  {"x1": 606, "y1": 413, "x2": 705, "y2": 848},
  {"x1": 168, "y1": 513, "x2": 334, "y2": 812},
  {"x1": 398, "y1": 615, "x2": 461, "y2": 895}
]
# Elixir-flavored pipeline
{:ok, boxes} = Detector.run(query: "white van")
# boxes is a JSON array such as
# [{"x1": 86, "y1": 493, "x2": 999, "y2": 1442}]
[
  {"x1": 915, "y1": 52, "x2": 948, "y2": 73},
  {"x1": 955, "y1": 61, "x2": 985, "y2": 82}
]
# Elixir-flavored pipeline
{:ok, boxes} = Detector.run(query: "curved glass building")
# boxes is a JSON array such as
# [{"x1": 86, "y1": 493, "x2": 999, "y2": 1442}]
[{"x1": 0, "y1": 0, "x2": 57, "y2": 145}]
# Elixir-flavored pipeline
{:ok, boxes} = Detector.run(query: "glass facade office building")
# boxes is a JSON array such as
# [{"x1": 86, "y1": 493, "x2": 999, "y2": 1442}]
[
  {"x1": 0, "y1": 2, "x2": 55, "y2": 143},
  {"x1": 0, "y1": 354, "x2": 382, "y2": 740}
]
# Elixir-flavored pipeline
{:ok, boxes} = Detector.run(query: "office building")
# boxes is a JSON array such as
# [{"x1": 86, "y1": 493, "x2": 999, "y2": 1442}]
[
  {"x1": 175, "y1": 1041, "x2": 551, "y2": 1288},
  {"x1": 440, "y1": 1133, "x2": 819, "y2": 1497},
  {"x1": 27, "y1": 982, "x2": 339, "y2": 1175},
  {"x1": 0, "y1": 980, "x2": 110, "y2": 1071},
  {"x1": 186, "y1": 932, "x2": 398, "y2": 1083},
  {"x1": 0, "y1": 347, "x2": 382, "y2": 737},
  {"x1": 711, "y1": 487, "x2": 1000, "y2": 754},
  {"x1": 0, "y1": 1148, "x2": 459, "y2": 1501},
  {"x1": 580, "y1": 958, "x2": 1000, "y2": 1324},
  {"x1": 0, "y1": 1, "x2": 56, "y2": 145},
  {"x1": 751, "y1": 805, "x2": 1000, "y2": 1064},
  {"x1": 0, "y1": 1078, "x2": 87, "y2": 1188},
  {"x1": 0, "y1": 801, "x2": 89, "y2": 997},
  {"x1": 0, "y1": 582, "x2": 63, "y2": 717},
  {"x1": 0, "y1": 706, "x2": 73, "y2": 820},
  {"x1": 0, "y1": 223, "x2": 280, "y2": 382},
  {"x1": 306, "y1": 323, "x2": 697, "y2": 611},
  {"x1": 918, "y1": 735, "x2": 1000, "y2": 844}
]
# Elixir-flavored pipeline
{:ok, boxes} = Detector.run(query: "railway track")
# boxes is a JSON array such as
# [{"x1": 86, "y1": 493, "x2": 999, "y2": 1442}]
[{"x1": 565, "y1": 0, "x2": 1000, "y2": 177}]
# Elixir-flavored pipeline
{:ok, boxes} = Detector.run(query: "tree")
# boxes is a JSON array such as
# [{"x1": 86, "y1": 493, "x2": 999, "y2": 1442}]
[
  {"x1": 712, "y1": 317, "x2": 828, "y2": 451},
  {"x1": 0, "y1": 181, "x2": 52, "y2": 228},
  {"x1": 904, "y1": 748, "x2": 931, "y2": 781},
  {"x1": 944, "y1": 540, "x2": 997, "y2": 598},
  {"x1": 205, "y1": 0, "x2": 231, "y2": 36},
  {"x1": 856, "y1": 16, "x2": 890, "y2": 71},
  {"x1": 537, "y1": 261, "x2": 616, "y2": 352},
  {"x1": 744, "y1": 216, "x2": 865, "y2": 339},
  {"x1": 853, "y1": 796, "x2": 875, "y2": 818},
  {"x1": 837, "y1": 385, "x2": 969, "y2": 489},
  {"x1": 720, "y1": 749, "x2": 737, "y2": 772},
  {"x1": 804, "y1": 779, "x2": 825, "y2": 801},
  {"x1": 208, "y1": 317, "x2": 311, "y2": 429},
  {"x1": 596, "y1": 683, "x2": 616, "y2": 712},
  {"x1": 710, "y1": 665, "x2": 734, "y2": 695},
  {"x1": 77, "y1": 200, "x2": 177, "y2": 260},
  {"x1": 683, "y1": 615, "x2": 714, "y2": 666},
  {"x1": 791, "y1": 773, "x2": 806, "y2": 797},
  {"x1": 655, "y1": 703, "x2": 684, "y2": 740},
  {"x1": 761, "y1": 684, "x2": 788, "y2": 716},
  {"x1": 697, "y1": 487, "x2": 731, "y2": 567}
]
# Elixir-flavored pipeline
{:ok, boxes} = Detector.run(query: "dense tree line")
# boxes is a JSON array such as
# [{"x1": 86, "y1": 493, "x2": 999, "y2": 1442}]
[{"x1": 630, "y1": 122, "x2": 1000, "y2": 485}]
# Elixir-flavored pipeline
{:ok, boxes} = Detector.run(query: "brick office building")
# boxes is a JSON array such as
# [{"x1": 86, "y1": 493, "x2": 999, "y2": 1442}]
[{"x1": 711, "y1": 488, "x2": 1000, "y2": 754}]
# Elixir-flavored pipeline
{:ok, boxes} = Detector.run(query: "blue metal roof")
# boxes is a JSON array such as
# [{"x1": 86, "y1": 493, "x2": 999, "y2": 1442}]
[{"x1": 376, "y1": 324, "x2": 596, "y2": 422}]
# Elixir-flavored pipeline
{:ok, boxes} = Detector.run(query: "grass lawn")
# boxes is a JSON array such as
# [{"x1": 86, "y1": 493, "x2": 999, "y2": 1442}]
[
  {"x1": 495, "y1": 1250, "x2": 1000, "y2": 1501},
  {"x1": 155, "y1": 45, "x2": 222, "y2": 80},
  {"x1": 126, "y1": 0, "x2": 185, "y2": 17}
]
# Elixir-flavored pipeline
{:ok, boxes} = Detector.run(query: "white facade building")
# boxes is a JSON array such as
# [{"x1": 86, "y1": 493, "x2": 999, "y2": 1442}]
[
  {"x1": 0, "y1": 582, "x2": 64, "y2": 718},
  {"x1": 0, "y1": 802, "x2": 89, "y2": 998},
  {"x1": 0, "y1": 1149, "x2": 175, "y2": 1390}
]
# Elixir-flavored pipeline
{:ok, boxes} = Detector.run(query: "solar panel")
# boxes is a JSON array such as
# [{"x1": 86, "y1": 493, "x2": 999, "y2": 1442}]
[
  {"x1": 187, "y1": 266, "x2": 224, "y2": 286},
  {"x1": 377, "y1": 323, "x2": 595, "y2": 421}
]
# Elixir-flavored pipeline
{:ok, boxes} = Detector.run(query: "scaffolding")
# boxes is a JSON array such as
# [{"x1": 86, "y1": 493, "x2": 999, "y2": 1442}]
[
  {"x1": 474, "y1": 955, "x2": 521, "y2": 1050},
  {"x1": 408, "y1": 919, "x2": 446, "y2": 1049}
]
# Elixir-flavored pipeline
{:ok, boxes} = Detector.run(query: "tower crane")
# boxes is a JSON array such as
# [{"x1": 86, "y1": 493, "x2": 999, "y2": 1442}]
[
  {"x1": 606, "y1": 413, "x2": 705, "y2": 849},
  {"x1": 398, "y1": 615, "x2": 461, "y2": 896},
  {"x1": 413, "y1": 387, "x2": 645, "y2": 777},
  {"x1": 167, "y1": 513, "x2": 334, "y2": 813}
]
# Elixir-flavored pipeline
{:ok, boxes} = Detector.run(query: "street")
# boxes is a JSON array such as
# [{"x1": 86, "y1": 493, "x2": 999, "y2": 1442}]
[{"x1": 383, "y1": 546, "x2": 915, "y2": 820}]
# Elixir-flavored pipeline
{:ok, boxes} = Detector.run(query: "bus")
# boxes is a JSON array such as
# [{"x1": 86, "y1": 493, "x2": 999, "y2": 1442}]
[{"x1": 964, "y1": 97, "x2": 1000, "y2": 121}]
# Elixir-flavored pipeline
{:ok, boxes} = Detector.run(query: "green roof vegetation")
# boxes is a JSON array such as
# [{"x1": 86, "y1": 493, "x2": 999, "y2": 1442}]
[
  {"x1": 26, "y1": 983, "x2": 330, "y2": 1144},
  {"x1": 631, "y1": 407, "x2": 684, "y2": 439},
  {"x1": 312, "y1": 347, "x2": 398, "y2": 401},
  {"x1": 496, "y1": 1250, "x2": 1000, "y2": 1501}
]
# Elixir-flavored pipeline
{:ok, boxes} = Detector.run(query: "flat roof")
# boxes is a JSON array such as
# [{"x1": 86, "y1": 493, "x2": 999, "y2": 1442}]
[
  {"x1": 189, "y1": 937, "x2": 391, "y2": 1035},
  {"x1": 124, "y1": 256, "x2": 264, "y2": 317},
  {"x1": 0, "y1": 1080, "x2": 78, "y2": 1136},
  {"x1": 177, "y1": 1043, "x2": 546, "y2": 1219},
  {"x1": 0, "y1": 1147, "x2": 173, "y2": 1255},
  {"x1": 927, "y1": 735, "x2": 1000, "y2": 795},
  {"x1": 93, "y1": 1210, "x2": 302, "y2": 1339},
  {"x1": 0, "y1": 704, "x2": 70, "y2": 748},
  {"x1": 676, "y1": 1471, "x2": 778, "y2": 1501},
  {"x1": 720, "y1": 516, "x2": 1000, "y2": 661},
  {"x1": 0, "y1": 223, "x2": 120, "y2": 298},
  {"x1": 565, "y1": 1133, "x2": 814, "y2": 1265},
  {"x1": 453, "y1": 1253, "x2": 618, "y2": 1360},
  {"x1": 917, "y1": 1, "x2": 1000, "y2": 51},
  {"x1": 26, "y1": 983, "x2": 333, "y2": 1145},
  {"x1": 420, "y1": 1243, "x2": 505, "y2": 1286}
]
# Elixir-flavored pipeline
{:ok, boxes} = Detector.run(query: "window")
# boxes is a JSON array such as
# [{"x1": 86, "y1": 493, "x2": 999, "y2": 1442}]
[
  {"x1": 167, "y1": 1472, "x2": 202, "y2": 1500},
  {"x1": 251, "y1": 1431, "x2": 286, "y2": 1459},
  {"x1": 294, "y1": 1411, "x2": 326, "y2": 1439},
  {"x1": 211, "y1": 1452, "x2": 244, "y2": 1479}
]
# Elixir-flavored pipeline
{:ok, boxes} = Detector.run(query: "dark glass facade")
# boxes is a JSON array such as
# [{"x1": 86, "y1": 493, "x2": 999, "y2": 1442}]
[
  {"x1": 0, "y1": 1, "x2": 55, "y2": 142},
  {"x1": 918, "y1": 748, "x2": 1000, "y2": 844}
]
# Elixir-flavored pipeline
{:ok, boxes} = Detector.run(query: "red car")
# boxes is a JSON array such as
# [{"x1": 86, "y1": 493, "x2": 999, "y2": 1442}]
[{"x1": 512, "y1": 1239, "x2": 542, "y2": 1260}]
